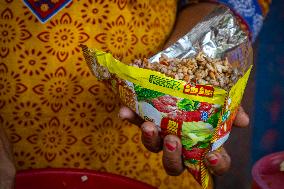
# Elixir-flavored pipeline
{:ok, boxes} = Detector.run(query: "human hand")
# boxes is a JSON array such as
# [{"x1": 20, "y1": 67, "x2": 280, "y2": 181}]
[
  {"x1": 0, "y1": 126, "x2": 16, "y2": 189},
  {"x1": 118, "y1": 106, "x2": 249, "y2": 176}
]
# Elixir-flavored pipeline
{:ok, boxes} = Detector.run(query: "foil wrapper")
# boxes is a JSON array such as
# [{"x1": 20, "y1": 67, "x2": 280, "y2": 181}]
[{"x1": 150, "y1": 6, "x2": 251, "y2": 75}]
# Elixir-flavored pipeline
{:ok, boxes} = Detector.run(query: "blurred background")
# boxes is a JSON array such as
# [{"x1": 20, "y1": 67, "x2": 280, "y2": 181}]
[
  {"x1": 216, "y1": 0, "x2": 284, "y2": 188},
  {"x1": 252, "y1": 0, "x2": 284, "y2": 163}
]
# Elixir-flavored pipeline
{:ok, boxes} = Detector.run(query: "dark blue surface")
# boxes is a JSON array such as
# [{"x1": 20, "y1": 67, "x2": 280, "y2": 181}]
[{"x1": 253, "y1": 0, "x2": 284, "y2": 162}]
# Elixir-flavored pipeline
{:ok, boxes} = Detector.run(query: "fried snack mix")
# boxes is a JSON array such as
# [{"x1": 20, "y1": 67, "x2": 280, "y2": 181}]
[{"x1": 82, "y1": 6, "x2": 253, "y2": 189}]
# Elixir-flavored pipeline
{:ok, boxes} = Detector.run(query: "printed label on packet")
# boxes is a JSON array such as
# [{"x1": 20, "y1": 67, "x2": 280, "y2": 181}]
[
  {"x1": 184, "y1": 84, "x2": 214, "y2": 97},
  {"x1": 211, "y1": 66, "x2": 252, "y2": 147},
  {"x1": 149, "y1": 74, "x2": 181, "y2": 90},
  {"x1": 160, "y1": 118, "x2": 183, "y2": 137},
  {"x1": 82, "y1": 47, "x2": 253, "y2": 189}
]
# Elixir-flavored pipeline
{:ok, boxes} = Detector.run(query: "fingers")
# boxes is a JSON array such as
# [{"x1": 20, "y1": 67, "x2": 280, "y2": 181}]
[
  {"x1": 141, "y1": 122, "x2": 162, "y2": 153},
  {"x1": 120, "y1": 107, "x2": 163, "y2": 153},
  {"x1": 118, "y1": 106, "x2": 144, "y2": 127},
  {"x1": 162, "y1": 135, "x2": 184, "y2": 176},
  {"x1": 205, "y1": 148, "x2": 231, "y2": 176},
  {"x1": 233, "y1": 106, "x2": 249, "y2": 128},
  {"x1": 120, "y1": 104, "x2": 239, "y2": 177}
]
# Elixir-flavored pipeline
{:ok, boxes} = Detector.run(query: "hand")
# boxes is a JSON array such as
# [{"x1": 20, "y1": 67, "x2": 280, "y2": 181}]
[
  {"x1": 119, "y1": 106, "x2": 249, "y2": 176},
  {"x1": 0, "y1": 126, "x2": 16, "y2": 189}
]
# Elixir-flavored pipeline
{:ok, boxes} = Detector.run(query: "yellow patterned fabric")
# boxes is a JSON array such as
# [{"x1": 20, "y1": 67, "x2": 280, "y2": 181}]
[{"x1": 0, "y1": 0, "x2": 206, "y2": 188}]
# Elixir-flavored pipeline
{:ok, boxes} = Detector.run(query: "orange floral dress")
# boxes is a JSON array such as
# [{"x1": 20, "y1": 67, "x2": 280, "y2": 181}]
[{"x1": 0, "y1": 0, "x2": 205, "y2": 188}]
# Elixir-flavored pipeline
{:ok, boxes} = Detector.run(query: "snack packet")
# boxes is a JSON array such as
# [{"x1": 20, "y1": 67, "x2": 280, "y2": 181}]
[{"x1": 81, "y1": 6, "x2": 253, "y2": 189}]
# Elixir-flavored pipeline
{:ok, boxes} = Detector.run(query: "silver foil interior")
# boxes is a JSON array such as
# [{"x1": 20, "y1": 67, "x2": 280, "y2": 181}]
[{"x1": 149, "y1": 6, "x2": 250, "y2": 69}]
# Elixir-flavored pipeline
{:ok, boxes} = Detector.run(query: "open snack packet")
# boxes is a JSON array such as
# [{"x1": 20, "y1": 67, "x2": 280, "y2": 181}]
[{"x1": 81, "y1": 6, "x2": 253, "y2": 189}]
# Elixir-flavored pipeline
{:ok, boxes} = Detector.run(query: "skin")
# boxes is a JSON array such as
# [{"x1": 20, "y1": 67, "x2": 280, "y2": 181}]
[
  {"x1": 119, "y1": 2, "x2": 250, "y2": 178},
  {"x1": 0, "y1": 2, "x2": 250, "y2": 189}
]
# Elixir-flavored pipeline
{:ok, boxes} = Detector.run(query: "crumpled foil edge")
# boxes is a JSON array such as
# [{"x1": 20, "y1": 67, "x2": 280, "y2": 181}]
[{"x1": 149, "y1": 6, "x2": 251, "y2": 73}]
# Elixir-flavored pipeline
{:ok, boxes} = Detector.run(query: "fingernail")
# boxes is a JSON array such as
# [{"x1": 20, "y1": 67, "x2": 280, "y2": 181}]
[
  {"x1": 142, "y1": 126, "x2": 154, "y2": 137},
  {"x1": 207, "y1": 154, "x2": 218, "y2": 165},
  {"x1": 144, "y1": 130, "x2": 153, "y2": 137},
  {"x1": 165, "y1": 141, "x2": 176, "y2": 152}
]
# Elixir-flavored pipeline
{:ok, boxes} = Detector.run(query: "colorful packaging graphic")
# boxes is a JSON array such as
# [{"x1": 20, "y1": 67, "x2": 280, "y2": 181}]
[{"x1": 81, "y1": 7, "x2": 253, "y2": 189}]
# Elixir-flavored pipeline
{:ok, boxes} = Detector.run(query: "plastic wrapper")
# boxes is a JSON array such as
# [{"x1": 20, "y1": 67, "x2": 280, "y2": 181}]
[{"x1": 81, "y1": 6, "x2": 253, "y2": 189}]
